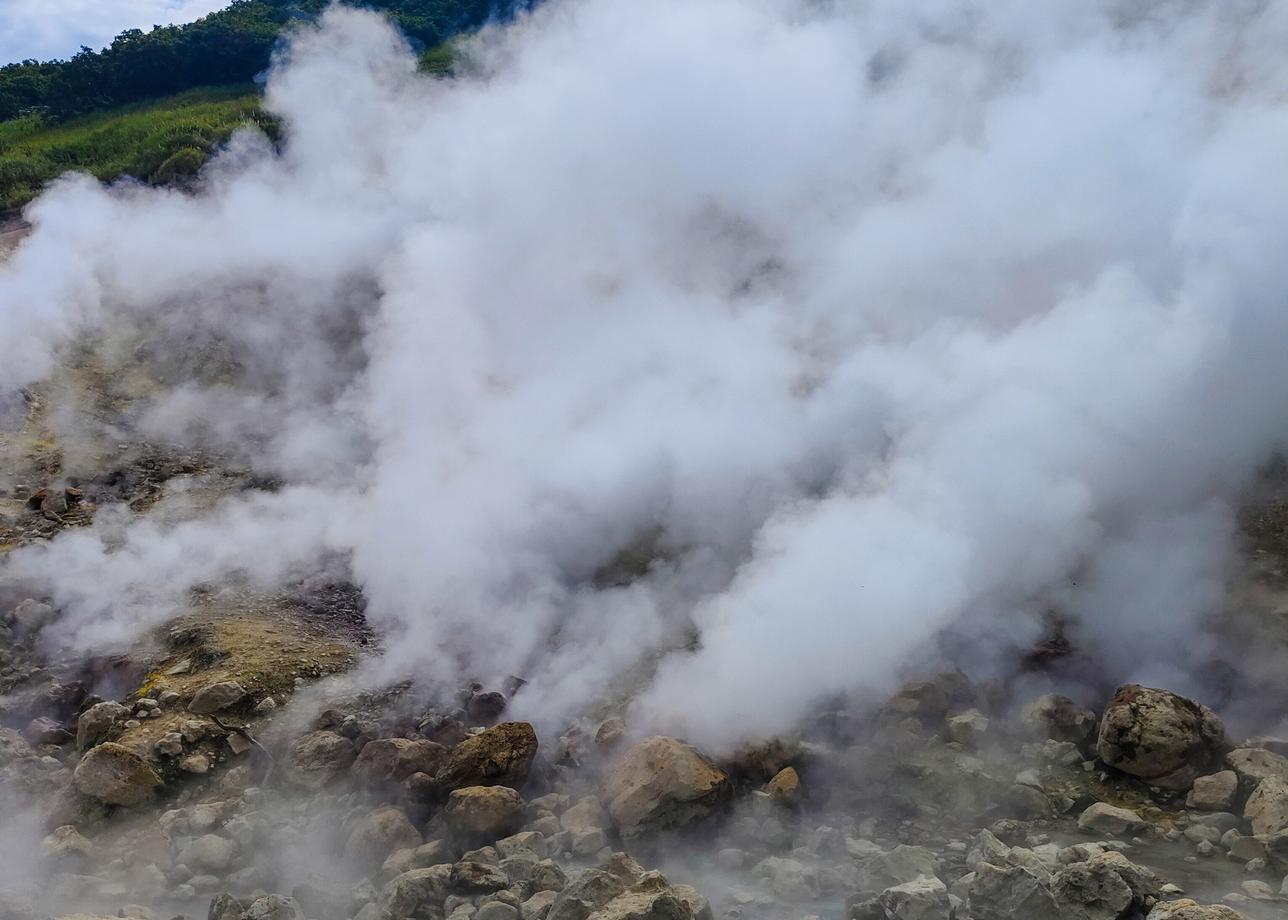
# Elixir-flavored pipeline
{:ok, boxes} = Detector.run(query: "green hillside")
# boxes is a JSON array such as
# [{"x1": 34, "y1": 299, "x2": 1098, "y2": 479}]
[{"x1": 0, "y1": 1, "x2": 488, "y2": 211}]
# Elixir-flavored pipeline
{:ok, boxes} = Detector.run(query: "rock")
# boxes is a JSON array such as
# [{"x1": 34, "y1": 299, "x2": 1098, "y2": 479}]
[
  {"x1": 1187, "y1": 772, "x2": 1238, "y2": 811},
  {"x1": 968, "y1": 863, "x2": 1058, "y2": 920},
  {"x1": 854, "y1": 845, "x2": 940, "y2": 892},
  {"x1": 585, "y1": 872, "x2": 703, "y2": 920},
  {"x1": 285, "y1": 731, "x2": 356, "y2": 789},
  {"x1": 945, "y1": 709, "x2": 989, "y2": 746},
  {"x1": 1146, "y1": 900, "x2": 1249, "y2": 919},
  {"x1": 477, "y1": 902, "x2": 519, "y2": 920},
  {"x1": 1077, "y1": 802, "x2": 1147, "y2": 836},
  {"x1": 451, "y1": 861, "x2": 510, "y2": 894},
  {"x1": 381, "y1": 866, "x2": 452, "y2": 916},
  {"x1": 523, "y1": 891, "x2": 558, "y2": 920},
  {"x1": 1052, "y1": 859, "x2": 1133, "y2": 920},
  {"x1": 76, "y1": 702, "x2": 130, "y2": 750},
  {"x1": 154, "y1": 733, "x2": 184, "y2": 758},
  {"x1": 209, "y1": 894, "x2": 248, "y2": 920},
  {"x1": 41, "y1": 826, "x2": 95, "y2": 865},
  {"x1": 765, "y1": 767, "x2": 800, "y2": 805},
  {"x1": 467, "y1": 691, "x2": 508, "y2": 724},
  {"x1": 353, "y1": 738, "x2": 449, "y2": 787},
  {"x1": 754, "y1": 857, "x2": 817, "y2": 900},
  {"x1": 241, "y1": 895, "x2": 305, "y2": 920},
  {"x1": 596, "y1": 719, "x2": 626, "y2": 749},
  {"x1": 601, "y1": 737, "x2": 730, "y2": 838},
  {"x1": 345, "y1": 806, "x2": 423, "y2": 871},
  {"x1": 548, "y1": 868, "x2": 626, "y2": 920},
  {"x1": 436, "y1": 722, "x2": 539, "y2": 793},
  {"x1": 187, "y1": 681, "x2": 246, "y2": 714},
  {"x1": 1244, "y1": 776, "x2": 1288, "y2": 835},
  {"x1": 25, "y1": 717, "x2": 72, "y2": 746},
  {"x1": 179, "y1": 835, "x2": 235, "y2": 874},
  {"x1": 1020, "y1": 694, "x2": 1097, "y2": 745},
  {"x1": 11, "y1": 599, "x2": 55, "y2": 638},
  {"x1": 1225, "y1": 748, "x2": 1288, "y2": 791},
  {"x1": 179, "y1": 753, "x2": 210, "y2": 774},
  {"x1": 444, "y1": 786, "x2": 525, "y2": 843},
  {"x1": 1096, "y1": 685, "x2": 1225, "y2": 790},
  {"x1": 878, "y1": 876, "x2": 951, "y2": 920},
  {"x1": 72, "y1": 742, "x2": 161, "y2": 806}
]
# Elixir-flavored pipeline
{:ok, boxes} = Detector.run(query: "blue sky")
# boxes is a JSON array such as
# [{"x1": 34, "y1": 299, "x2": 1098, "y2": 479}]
[{"x1": 1, "y1": 0, "x2": 230, "y2": 65}]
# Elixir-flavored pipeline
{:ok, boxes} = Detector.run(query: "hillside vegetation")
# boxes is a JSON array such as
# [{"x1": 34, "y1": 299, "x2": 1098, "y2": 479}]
[
  {"x1": 0, "y1": 1, "x2": 489, "y2": 212},
  {"x1": 0, "y1": 86, "x2": 269, "y2": 211},
  {"x1": 0, "y1": 1, "x2": 526, "y2": 121}
]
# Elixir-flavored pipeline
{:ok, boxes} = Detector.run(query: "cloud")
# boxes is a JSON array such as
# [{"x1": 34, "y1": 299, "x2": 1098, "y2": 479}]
[{"x1": 0, "y1": 0, "x2": 228, "y2": 65}]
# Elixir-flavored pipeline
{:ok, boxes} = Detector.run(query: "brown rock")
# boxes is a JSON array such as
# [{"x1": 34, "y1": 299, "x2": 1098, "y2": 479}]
[
  {"x1": 1096, "y1": 685, "x2": 1225, "y2": 790},
  {"x1": 1146, "y1": 900, "x2": 1249, "y2": 919},
  {"x1": 353, "y1": 738, "x2": 449, "y2": 787},
  {"x1": 187, "y1": 681, "x2": 246, "y2": 715},
  {"x1": 596, "y1": 719, "x2": 626, "y2": 749},
  {"x1": 285, "y1": 731, "x2": 357, "y2": 790},
  {"x1": 436, "y1": 722, "x2": 538, "y2": 793},
  {"x1": 602, "y1": 737, "x2": 730, "y2": 838},
  {"x1": 344, "y1": 806, "x2": 422, "y2": 871},
  {"x1": 443, "y1": 786, "x2": 525, "y2": 843},
  {"x1": 765, "y1": 767, "x2": 800, "y2": 805},
  {"x1": 72, "y1": 742, "x2": 161, "y2": 806}
]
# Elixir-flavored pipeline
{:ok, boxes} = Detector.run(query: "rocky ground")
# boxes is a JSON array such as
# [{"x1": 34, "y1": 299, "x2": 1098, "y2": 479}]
[{"x1": 7, "y1": 236, "x2": 1288, "y2": 920}]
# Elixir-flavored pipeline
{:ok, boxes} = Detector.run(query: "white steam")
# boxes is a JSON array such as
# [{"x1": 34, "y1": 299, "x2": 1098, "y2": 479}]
[{"x1": 4, "y1": 0, "x2": 1288, "y2": 747}]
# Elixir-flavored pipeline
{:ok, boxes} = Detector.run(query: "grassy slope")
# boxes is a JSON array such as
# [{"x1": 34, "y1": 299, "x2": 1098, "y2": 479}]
[
  {"x1": 0, "y1": 44, "x2": 456, "y2": 213},
  {"x1": 0, "y1": 85, "x2": 271, "y2": 211}
]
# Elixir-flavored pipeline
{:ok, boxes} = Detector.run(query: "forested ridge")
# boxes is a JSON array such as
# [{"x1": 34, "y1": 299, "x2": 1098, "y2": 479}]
[
  {"x1": 0, "y1": 1, "x2": 525, "y2": 211},
  {"x1": 0, "y1": 0, "x2": 530, "y2": 121}
]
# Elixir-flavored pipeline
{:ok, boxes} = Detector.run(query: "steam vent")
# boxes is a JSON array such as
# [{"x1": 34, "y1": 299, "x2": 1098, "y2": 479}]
[{"x1": 6, "y1": 1, "x2": 1288, "y2": 919}]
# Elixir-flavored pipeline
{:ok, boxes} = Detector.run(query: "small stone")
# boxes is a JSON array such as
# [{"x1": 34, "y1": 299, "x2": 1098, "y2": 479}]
[
  {"x1": 1077, "y1": 803, "x2": 1147, "y2": 837},
  {"x1": 765, "y1": 767, "x2": 800, "y2": 805},
  {"x1": 188, "y1": 682, "x2": 246, "y2": 715},
  {"x1": 179, "y1": 753, "x2": 210, "y2": 774}
]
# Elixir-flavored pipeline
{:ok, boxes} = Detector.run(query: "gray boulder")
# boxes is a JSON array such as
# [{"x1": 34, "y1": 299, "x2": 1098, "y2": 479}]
[{"x1": 1096, "y1": 685, "x2": 1225, "y2": 791}]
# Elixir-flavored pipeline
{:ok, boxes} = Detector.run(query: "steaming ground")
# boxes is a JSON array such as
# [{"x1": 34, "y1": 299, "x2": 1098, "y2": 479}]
[
  {"x1": 5, "y1": 0, "x2": 1288, "y2": 748},
  {"x1": 7, "y1": 0, "x2": 1288, "y2": 918}
]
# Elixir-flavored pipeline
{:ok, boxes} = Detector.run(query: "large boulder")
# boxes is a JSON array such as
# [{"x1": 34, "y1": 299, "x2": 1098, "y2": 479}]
[
  {"x1": 968, "y1": 863, "x2": 1057, "y2": 920},
  {"x1": 1225, "y1": 748, "x2": 1288, "y2": 791},
  {"x1": 380, "y1": 865, "x2": 452, "y2": 916},
  {"x1": 878, "y1": 876, "x2": 950, "y2": 920},
  {"x1": 1147, "y1": 901, "x2": 1249, "y2": 919},
  {"x1": 549, "y1": 868, "x2": 627, "y2": 920},
  {"x1": 1052, "y1": 860, "x2": 1133, "y2": 920},
  {"x1": 1186, "y1": 771, "x2": 1238, "y2": 811},
  {"x1": 1096, "y1": 685, "x2": 1225, "y2": 790},
  {"x1": 72, "y1": 742, "x2": 161, "y2": 806},
  {"x1": 1244, "y1": 777, "x2": 1288, "y2": 835},
  {"x1": 601, "y1": 737, "x2": 730, "y2": 838},
  {"x1": 436, "y1": 722, "x2": 538, "y2": 793},
  {"x1": 443, "y1": 786, "x2": 525, "y2": 843},
  {"x1": 179, "y1": 834, "x2": 235, "y2": 874},
  {"x1": 586, "y1": 872, "x2": 704, "y2": 920},
  {"x1": 76, "y1": 702, "x2": 130, "y2": 750},
  {"x1": 285, "y1": 731, "x2": 356, "y2": 790},
  {"x1": 353, "y1": 738, "x2": 448, "y2": 787},
  {"x1": 344, "y1": 806, "x2": 422, "y2": 871}
]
